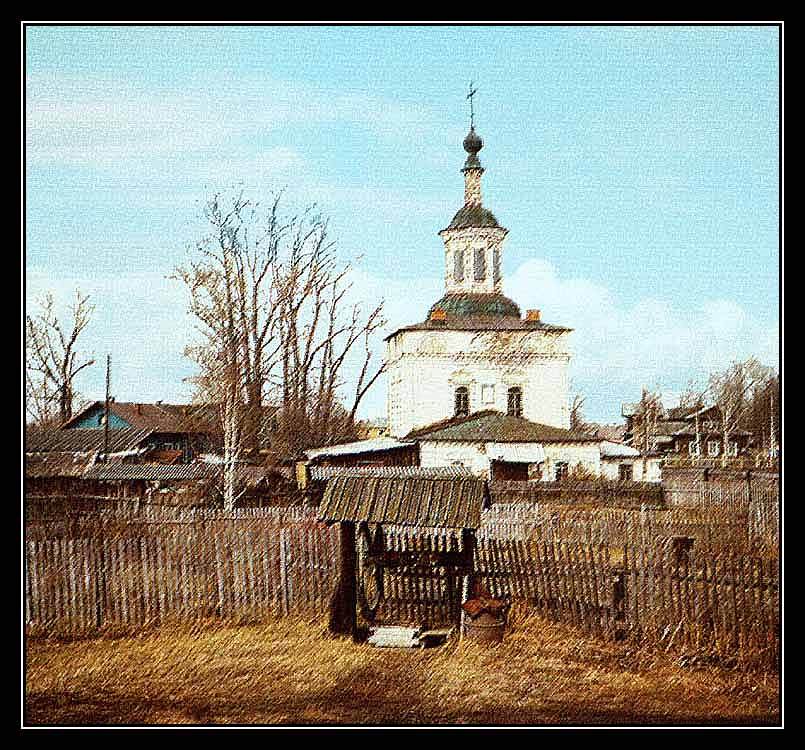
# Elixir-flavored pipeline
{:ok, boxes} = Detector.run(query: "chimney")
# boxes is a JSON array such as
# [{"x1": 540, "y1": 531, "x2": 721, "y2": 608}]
[
  {"x1": 525, "y1": 309, "x2": 541, "y2": 322},
  {"x1": 136, "y1": 404, "x2": 142, "y2": 415},
  {"x1": 430, "y1": 308, "x2": 447, "y2": 322}
]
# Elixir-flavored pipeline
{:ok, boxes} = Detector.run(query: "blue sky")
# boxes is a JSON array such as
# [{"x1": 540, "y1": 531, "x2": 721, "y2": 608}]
[{"x1": 25, "y1": 25, "x2": 780, "y2": 423}]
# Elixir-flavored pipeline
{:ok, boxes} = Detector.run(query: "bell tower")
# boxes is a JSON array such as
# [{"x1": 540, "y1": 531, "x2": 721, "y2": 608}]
[{"x1": 438, "y1": 85, "x2": 509, "y2": 298}]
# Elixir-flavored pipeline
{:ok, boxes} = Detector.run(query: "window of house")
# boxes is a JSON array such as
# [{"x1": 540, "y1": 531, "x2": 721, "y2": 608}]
[
  {"x1": 707, "y1": 440, "x2": 720, "y2": 457},
  {"x1": 473, "y1": 248, "x2": 486, "y2": 281},
  {"x1": 618, "y1": 463, "x2": 634, "y2": 482},
  {"x1": 507, "y1": 387, "x2": 523, "y2": 417},
  {"x1": 688, "y1": 441, "x2": 700, "y2": 456},
  {"x1": 454, "y1": 249, "x2": 465, "y2": 281},
  {"x1": 728, "y1": 441, "x2": 739, "y2": 457},
  {"x1": 554, "y1": 461, "x2": 569, "y2": 481},
  {"x1": 481, "y1": 384, "x2": 495, "y2": 405},
  {"x1": 454, "y1": 386, "x2": 469, "y2": 417}
]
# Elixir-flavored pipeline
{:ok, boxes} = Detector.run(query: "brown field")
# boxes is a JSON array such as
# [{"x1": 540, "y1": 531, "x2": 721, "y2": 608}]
[{"x1": 25, "y1": 614, "x2": 779, "y2": 726}]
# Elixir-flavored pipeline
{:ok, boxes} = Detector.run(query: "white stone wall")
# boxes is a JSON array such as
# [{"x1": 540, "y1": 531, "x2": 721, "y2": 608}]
[
  {"x1": 386, "y1": 328, "x2": 571, "y2": 437},
  {"x1": 439, "y1": 226, "x2": 508, "y2": 295},
  {"x1": 541, "y1": 442, "x2": 601, "y2": 481},
  {"x1": 601, "y1": 456, "x2": 663, "y2": 483},
  {"x1": 419, "y1": 441, "x2": 490, "y2": 474},
  {"x1": 419, "y1": 438, "x2": 601, "y2": 480}
]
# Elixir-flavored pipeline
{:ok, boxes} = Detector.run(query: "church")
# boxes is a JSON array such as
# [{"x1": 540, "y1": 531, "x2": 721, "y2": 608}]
[{"x1": 306, "y1": 108, "x2": 650, "y2": 482}]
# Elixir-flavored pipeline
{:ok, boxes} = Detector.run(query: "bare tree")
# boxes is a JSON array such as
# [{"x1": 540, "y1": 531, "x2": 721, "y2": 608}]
[
  {"x1": 569, "y1": 394, "x2": 594, "y2": 434},
  {"x1": 176, "y1": 189, "x2": 386, "y2": 504},
  {"x1": 629, "y1": 388, "x2": 663, "y2": 454},
  {"x1": 707, "y1": 358, "x2": 774, "y2": 468},
  {"x1": 26, "y1": 291, "x2": 95, "y2": 426}
]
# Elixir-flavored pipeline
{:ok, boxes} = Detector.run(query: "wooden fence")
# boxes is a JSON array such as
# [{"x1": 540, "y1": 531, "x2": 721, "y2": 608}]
[
  {"x1": 489, "y1": 479, "x2": 665, "y2": 509},
  {"x1": 25, "y1": 516, "x2": 338, "y2": 633},
  {"x1": 24, "y1": 507, "x2": 779, "y2": 670}
]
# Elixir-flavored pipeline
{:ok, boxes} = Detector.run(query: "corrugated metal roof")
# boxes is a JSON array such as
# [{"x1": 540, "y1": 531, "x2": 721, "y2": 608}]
[
  {"x1": 25, "y1": 452, "x2": 95, "y2": 478},
  {"x1": 599, "y1": 441, "x2": 641, "y2": 459},
  {"x1": 318, "y1": 476, "x2": 488, "y2": 529},
  {"x1": 309, "y1": 465, "x2": 474, "y2": 481},
  {"x1": 407, "y1": 411, "x2": 599, "y2": 444},
  {"x1": 25, "y1": 427, "x2": 153, "y2": 454},
  {"x1": 305, "y1": 437, "x2": 414, "y2": 460},
  {"x1": 83, "y1": 462, "x2": 217, "y2": 482}
]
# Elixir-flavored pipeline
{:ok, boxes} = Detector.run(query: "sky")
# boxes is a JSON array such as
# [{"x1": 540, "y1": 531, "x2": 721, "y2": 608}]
[{"x1": 25, "y1": 24, "x2": 780, "y2": 424}]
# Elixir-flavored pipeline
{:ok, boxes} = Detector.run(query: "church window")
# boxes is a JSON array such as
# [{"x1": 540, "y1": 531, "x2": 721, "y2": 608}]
[
  {"x1": 507, "y1": 387, "x2": 523, "y2": 417},
  {"x1": 689, "y1": 441, "x2": 700, "y2": 456},
  {"x1": 454, "y1": 249, "x2": 465, "y2": 281},
  {"x1": 474, "y1": 248, "x2": 486, "y2": 281},
  {"x1": 707, "y1": 440, "x2": 720, "y2": 457},
  {"x1": 454, "y1": 386, "x2": 469, "y2": 417},
  {"x1": 493, "y1": 247, "x2": 501, "y2": 284}
]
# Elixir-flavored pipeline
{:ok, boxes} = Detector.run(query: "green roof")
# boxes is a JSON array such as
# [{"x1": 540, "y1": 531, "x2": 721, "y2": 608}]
[
  {"x1": 444, "y1": 204, "x2": 502, "y2": 231},
  {"x1": 406, "y1": 411, "x2": 599, "y2": 444},
  {"x1": 428, "y1": 292, "x2": 521, "y2": 319}
]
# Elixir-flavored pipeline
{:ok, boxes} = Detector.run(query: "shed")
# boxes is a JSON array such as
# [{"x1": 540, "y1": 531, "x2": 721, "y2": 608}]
[
  {"x1": 318, "y1": 475, "x2": 489, "y2": 638},
  {"x1": 319, "y1": 475, "x2": 488, "y2": 529}
]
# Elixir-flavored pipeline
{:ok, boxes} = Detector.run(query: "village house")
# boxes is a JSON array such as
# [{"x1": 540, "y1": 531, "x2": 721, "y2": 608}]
[
  {"x1": 61, "y1": 400, "x2": 224, "y2": 462},
  {"x1": 621, "y1": 402, "x2": 753, "y2": 461}
]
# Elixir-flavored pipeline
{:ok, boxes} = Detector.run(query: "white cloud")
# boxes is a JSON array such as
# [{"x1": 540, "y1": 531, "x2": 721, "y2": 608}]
[{"x1": 25, "y1": 256, "x2": 778, "y2": 425}]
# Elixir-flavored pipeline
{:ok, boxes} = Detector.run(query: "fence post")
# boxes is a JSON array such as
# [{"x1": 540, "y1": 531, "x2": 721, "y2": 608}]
[
  {"x1": 612, "y1": 566, "x2": 626, "y2": 641},
  {"x1": 279, "y1": 527, "x2": 291, "y2": 615}
]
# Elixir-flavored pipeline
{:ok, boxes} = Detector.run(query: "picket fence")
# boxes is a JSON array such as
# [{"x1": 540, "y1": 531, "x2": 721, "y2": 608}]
[{"x1": 24, "y1": 511, "x2": 779, "y2": 669}]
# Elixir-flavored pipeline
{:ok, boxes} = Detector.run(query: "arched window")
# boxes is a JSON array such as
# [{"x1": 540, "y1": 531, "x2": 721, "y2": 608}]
[
  {"x1": 507, "y1": 387, "x2": 523, "y2": 417},
  {"x1": 473, "y1": 248, "x2": 486, "y2": 281},
  {"x1": 454, "y1": 386, "x2": 469, "y2": 417},
  {"x1": 453, "y1": 249, "x2": 465, "y2": 281}
]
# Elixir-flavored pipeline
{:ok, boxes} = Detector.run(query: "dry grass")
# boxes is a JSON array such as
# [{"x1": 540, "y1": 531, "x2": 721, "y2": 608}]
[{"x1": 25, "y1": 614, "x2": 779, "y2": 726}]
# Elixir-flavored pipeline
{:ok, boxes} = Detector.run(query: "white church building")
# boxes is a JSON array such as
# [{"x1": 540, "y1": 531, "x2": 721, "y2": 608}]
[{"x1": 306, "y1": 116, "x2": 653, "y2": 483}]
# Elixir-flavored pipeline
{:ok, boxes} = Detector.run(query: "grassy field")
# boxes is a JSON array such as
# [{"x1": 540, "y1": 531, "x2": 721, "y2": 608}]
[{"x1": 25, "y1": 614, "x2": 779, "y2": 726}]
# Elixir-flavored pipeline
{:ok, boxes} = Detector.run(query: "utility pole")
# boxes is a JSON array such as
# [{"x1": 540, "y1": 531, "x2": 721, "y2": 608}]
[
  {"x1": 103, "y1": 354, "x2": 111, "y2": 462},
  {"x1": 769, "y1": 391, "x2": 776, "y2": 459}
]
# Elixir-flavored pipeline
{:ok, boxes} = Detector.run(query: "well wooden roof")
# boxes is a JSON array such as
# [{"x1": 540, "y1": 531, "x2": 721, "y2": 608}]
[{"x1": 318, "y1": 476, "x2": 488, "y2": 529}]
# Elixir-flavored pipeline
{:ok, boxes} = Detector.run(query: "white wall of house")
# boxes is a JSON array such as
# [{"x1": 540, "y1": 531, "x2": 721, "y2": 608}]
[
  {"x1": 541, "y1": 442, "x2": 601, "y2": 480},
  {"x1": 419, "y1": 440, "x2": 490, "y2": 474},
  {"x1": 418, "y1": 438, "x2": 600, "y2": 479},
  {"x1": 387, "y1": 328, "x2": 571, "y2": 437},
  {"x1": 601, "y1": 456, "x2": 663, "y2": 483}
]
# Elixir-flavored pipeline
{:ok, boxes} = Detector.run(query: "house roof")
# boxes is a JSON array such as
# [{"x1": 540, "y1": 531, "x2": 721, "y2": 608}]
[
  {"x1": 599, "y1": 441, "x2": 641, "y2": 459},
  {"x1": 304, "y1": 436, "x2": 415, "y2": 461},
  {"x1": 62, "y1": 401, "x2": 225, "y2": 433},
  {"x1": 318, "y1": 475, "x2": 489, "y2": 529},
  {"x1": 25, "y1": 427, "x2": 153, "y2": 454},
  {"x1": 25, "y1": 452, "x2": 96, "y2": 478},
  {"x1": 385, "y1": 317, "x2": 572, "y2": 340},
  {"x1": 83, "y1": 462, "x2": 216, "y2": 482},
  {"x1": 309, "y1": 465, "x2": 474, "y2": 482},
  {"x1": 406, "y1": 411, "x2": 600, "y2": 444}
]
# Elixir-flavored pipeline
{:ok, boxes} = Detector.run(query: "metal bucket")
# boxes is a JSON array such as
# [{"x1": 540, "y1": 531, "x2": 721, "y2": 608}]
[{"x1": 464, "y1": 611, "x2": 506, "y2": 644}]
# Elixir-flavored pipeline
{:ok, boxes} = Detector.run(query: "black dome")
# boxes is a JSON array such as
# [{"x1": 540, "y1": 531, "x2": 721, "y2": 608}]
[
  {"x1": 428, "y1": 292, "x2": 521, "y2": 319},
  {"x1": 463, "y1": 127, "x2": 483, "y2": 154}
]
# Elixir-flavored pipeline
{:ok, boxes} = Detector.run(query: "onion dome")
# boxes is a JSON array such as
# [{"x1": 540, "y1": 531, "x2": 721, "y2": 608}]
[{"x1": 462, "y1": 126, "x2": 484, "y2": 171}]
